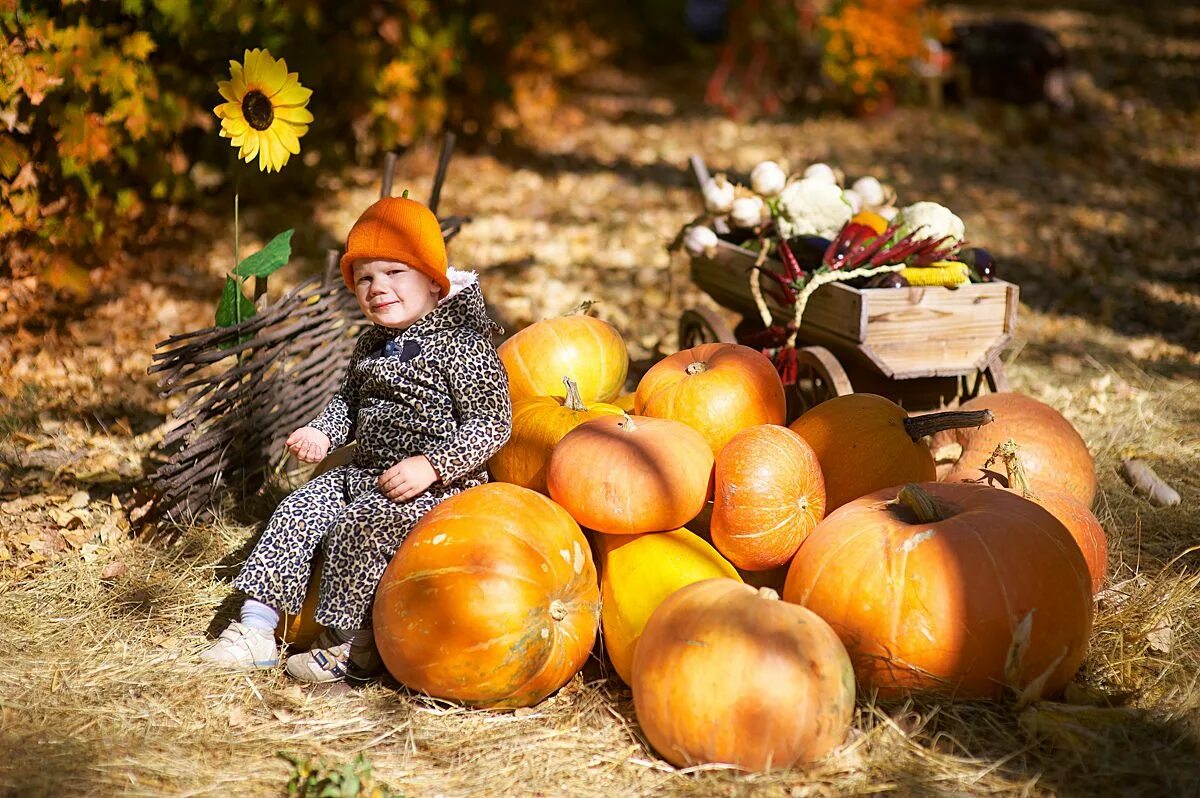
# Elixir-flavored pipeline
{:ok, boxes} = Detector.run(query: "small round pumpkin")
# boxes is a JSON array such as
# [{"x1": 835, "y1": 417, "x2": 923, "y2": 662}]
[
  {"x1": 277, "y1": 555, "x2": 324, "y2": 648},
  {"x1": 498, "y1": 315, "x2": 629, "y2": 404},
  {"x1": 597, "y1": 528, "x2": 740, "y2": 685},
  {"x1": 789, "y1": 393, "x2": 993, "y2": 511},
  {"x1": 635, "y1": 342, "x2": 786, "y2": 456},
  {"x1": 784, "y1": 482, "x2": 1093, "y2": 699},
  {"x1": 489, "y1": 377, "x2": 623, "y2": 493},
  {"x1": 547, "y1": 414, "x2": 714, "y2": 535},
  {"x1": 710, "y1": 424, "x2": 826, "y2": 571},
  {"x1": 373, "y1": 483, "x2": 599, "y2": 708},
  {"x1": 632, "y1": 579, "x2": 855, "y2": 771},
  {"x1": 931, "y1": 392, "x2": 1096, "y2": 506}
]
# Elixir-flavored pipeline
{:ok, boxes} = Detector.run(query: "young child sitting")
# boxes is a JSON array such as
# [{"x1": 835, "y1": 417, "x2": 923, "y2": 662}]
[{"x1": 201, "y1": 196, "x2": 512, "y2": 683}]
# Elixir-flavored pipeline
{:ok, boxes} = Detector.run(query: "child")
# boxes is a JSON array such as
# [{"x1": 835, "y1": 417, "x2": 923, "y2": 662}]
[{"x1": 201, "y1": 196, "x2": 512, "y2": 683}]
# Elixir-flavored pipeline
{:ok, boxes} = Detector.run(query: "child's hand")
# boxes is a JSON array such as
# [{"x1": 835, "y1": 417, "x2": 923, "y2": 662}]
[
  {"x1": 286, "y1": 426, "x2": 331, "y2": 464},
  {"x1": 379, "y1": 455, "x2": 439, "y2": 503}
]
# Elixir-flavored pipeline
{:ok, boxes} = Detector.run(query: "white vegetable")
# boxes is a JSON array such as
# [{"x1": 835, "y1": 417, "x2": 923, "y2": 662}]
[
  {"x1": 730, "y1": 196, "x2": 766, "y2": 229},
  {"x1": 878, "y1": 205, "x2": 899, "y2": 221},
  {"x1": 775, "y1": 178, "x2": 853, "y2": 240},
  {"x1": 842, "y1": 189, "x2": 863, "y2": 214},
  {"x1": 702, "y1": 175, "x2": 736, "y2": 214},
  {"x1": 851, "y1": 176, "x2": 886, "y2": 208},
  {"x1": 683, "y1": 225, "x2": 719, "y2": 257},
  {"x1": 750, "y1": 160, "x2": 786, "y2": 197},
  {"x1": 894, "y1": 201, "x2": 966, "y2": 243},
  {"x1": 803, "y1": 163, "x2": 838, "y2": 185}
]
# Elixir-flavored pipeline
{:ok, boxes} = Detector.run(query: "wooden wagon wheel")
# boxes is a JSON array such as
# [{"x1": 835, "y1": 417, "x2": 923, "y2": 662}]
[
  {"x1": 678, "y1": 307, "x2": 737, "y2": 349},
  {"x1": 790, "y1": 346, "x2": 854, "y2": 416},
  {"x1": 959, "y1": 359, "x2": 1011, "y2": 402}
]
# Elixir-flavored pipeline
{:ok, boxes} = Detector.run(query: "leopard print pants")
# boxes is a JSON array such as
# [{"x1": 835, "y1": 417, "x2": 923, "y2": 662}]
[{"x1": 233, "y1": 464, "x2": 483, "y2": 629}]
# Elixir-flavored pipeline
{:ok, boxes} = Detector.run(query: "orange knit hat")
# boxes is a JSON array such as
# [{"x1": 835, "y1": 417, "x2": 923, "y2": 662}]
[{"x1": 340, "y1": 196, "x2": 450, "y2": 297}]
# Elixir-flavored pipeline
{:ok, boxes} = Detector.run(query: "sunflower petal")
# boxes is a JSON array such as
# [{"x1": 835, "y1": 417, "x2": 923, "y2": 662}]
[
  {"x1": 272, "y1": 119, "x2": 302, "y2": 155},
  {"x1": 260, "y1": 55, "x2": 289, "y2": 97},
  {"x1": 242, "y1": 49, "x2": 261, "y2": 84},
  {"x1": 217, "y1": 79, "x2": 238, "y2": 104},
  {"x1": 222, "y1": 116, "x2": 250, "y2": 138},
  {"x1": 240, "y1": 132, "x2": 261, "y2": 163},
  {"x1": 257, "y1": 131, "x2": 274, "y2": 171},
  {"x1": 273, "y1": 104, "x2": 313, "y2": 124},
  {"x1": 273, "y1": 81, "x2": 313, "y2": 108},
  {"x1": 214, "y1": 101, "x2": 243, "y2": 121}
]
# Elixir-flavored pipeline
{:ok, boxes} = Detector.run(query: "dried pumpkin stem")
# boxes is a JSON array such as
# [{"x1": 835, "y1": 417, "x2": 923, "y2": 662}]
[
  {"x1": 903, "y1": 409, "x2": 994, "y2": 442},
  {"x1": 984, "y1": 438, "x2": 1035, "y2": 498},
  {"x1": 685, "y1": 361, "x2": 708, "y2": 375},
  {"x1": 619, "y1": 412, "x2": 638, "y2": 432},
  {"x1": 896, "y1": 483, "x2": 943, "y2": 523},
  {"x1": 561, "y1": 377, "x2": 586, "y2": 412},
  {"x1": 549, "y1": 600, "x2": 568, "y2": 621},
  {"x1": 756, "y1": 587, "x2": 780, "y2": 601}
]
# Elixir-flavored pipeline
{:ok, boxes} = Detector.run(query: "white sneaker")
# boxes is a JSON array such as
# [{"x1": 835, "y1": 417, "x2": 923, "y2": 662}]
[
  {"x1": 284, "y1": 630, "x2": 382, "y2": 684},
  {"x1": 199, "y1": 622, "x2": 279, "y2": 669}
]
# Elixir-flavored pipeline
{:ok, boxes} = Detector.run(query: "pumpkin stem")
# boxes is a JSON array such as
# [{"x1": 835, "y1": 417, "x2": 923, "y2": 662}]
[
  {"x1": 903, "y1": 409, "x2": 994, "y2": 442},
  {"x1": 562, "y1": 376, "x2": 587, "y2": 412},
  {"x1": 549, "y1": 599, "x2": 568, "y2": 621},
  {"x1": 984, "y1": 439, "x2": 1036, "y2": 498},
  {"x1": 685, "y1": 360, "x2": 708, "y2": 376},
  {"x1": 896, "y1": 483, "x2": 943, "y2": 523},
  {"x1": 619, "y1": 412, "x2": 638, "y2": 432},
  {"x1": 756, "y1": 587, "x2": 780, "y2": 601}
]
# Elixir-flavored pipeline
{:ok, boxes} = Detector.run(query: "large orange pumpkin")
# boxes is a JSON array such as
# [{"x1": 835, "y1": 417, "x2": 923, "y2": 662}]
[
  {"x1": 931, "y1": 392, "x2": 1096, "y2": 506},
  {"x1": 948, "y1": 440, "x2": 1108, "y2": 594},
  {"x1": 489, "y1": 377, "x2": 623, "y2": 493},
  {"x1": 635, "y1": 343, "x2": 786, "y2": 456},
  {"x1": 632, "y1": 579, "x2": 855, "y2": 771},
  {"x1": 784, "y1": 482, "x2": 1093, "y2": 700},
  {"x1": 276, "y1": 555, "x2": 324, "y2": 648},
  {"x1": 789, "y1": 393, "x2": 993, "y2": 511},
  {"x1": 498, "y1": 315, "x2": 629, "y2": 404},
  {"x1": 373, "y1": 483, "x2": 599, "y2": 708},
  {"x1": 710, "y1": 424, "x2": 826, "y2": 571},
  {"x1": 547, "y1": 414, "x2": 714, "y2": 535}
]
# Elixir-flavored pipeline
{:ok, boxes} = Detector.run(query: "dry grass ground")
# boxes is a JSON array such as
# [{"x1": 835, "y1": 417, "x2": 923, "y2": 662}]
[{"x1": 2, "y1": 1, "x2": 1199, "y2": 795}]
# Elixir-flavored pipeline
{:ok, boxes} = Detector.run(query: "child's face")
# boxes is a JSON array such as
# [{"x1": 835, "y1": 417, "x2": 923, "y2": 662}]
[{"x1": 352, "y1": 259, "x2": 441, "y2": 329}]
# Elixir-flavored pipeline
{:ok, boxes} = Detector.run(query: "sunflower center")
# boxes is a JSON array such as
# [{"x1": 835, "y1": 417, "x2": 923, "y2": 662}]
[{"x1": 242, "y1": 90, "x2": 274, "y2": 131}]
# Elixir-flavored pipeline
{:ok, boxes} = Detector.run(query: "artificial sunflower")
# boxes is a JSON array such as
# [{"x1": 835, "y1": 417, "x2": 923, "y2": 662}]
[{"x1": 214, "y1": 48, "x2": 313, "y2": 173}]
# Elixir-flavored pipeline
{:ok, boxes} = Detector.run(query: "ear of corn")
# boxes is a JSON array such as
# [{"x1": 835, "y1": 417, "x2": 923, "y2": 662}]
[{"x1": 899, "y1": 261, "x2": 970, "y2": 286}]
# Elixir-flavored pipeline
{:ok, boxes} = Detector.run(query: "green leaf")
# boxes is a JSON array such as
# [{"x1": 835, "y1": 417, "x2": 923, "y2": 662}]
[
  {"x1": 233, "y1": 229, "x2": 293, "y2": 278},
  {"x1": 215, "y1": 275, "x2": 256, "y2": 327}
]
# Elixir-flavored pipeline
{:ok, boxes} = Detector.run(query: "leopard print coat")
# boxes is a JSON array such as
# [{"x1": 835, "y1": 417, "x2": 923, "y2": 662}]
[{"x1": 233, "y1": 269, "x2": 512, "y2": 630}]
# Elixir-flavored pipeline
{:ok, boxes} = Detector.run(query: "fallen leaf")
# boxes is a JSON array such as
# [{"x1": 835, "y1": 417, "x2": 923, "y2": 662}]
[
  {"x1": 1146, "y1": 623, "x2": 1173, "y2": 654},
  {"x1": 228, "y1": 705, "x2": 249, "y2": 728},
  {"x1": 67, "y1": 490, "x2": 90, "y2": 509},
  {"x1": 101, "y1": 560, "x2": 127, "y2": 579}
]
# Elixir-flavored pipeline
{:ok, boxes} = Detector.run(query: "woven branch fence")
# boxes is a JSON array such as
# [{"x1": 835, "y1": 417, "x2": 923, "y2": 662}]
[{"x1": 139, "y1": 136, "x2": 464, "y2": 527}]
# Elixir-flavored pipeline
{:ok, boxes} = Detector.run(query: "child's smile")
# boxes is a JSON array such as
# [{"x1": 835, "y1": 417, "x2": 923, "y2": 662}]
[{"x1": 352, "y1": 259, "x2": 441, "y2": 329}]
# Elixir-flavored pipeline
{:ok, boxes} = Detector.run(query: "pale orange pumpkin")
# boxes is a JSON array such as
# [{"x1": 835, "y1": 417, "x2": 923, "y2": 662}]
[
  {"x1": 784, "y1": 482, "x2": 1093, "y2": 700},
  {"x1": 635, "y1": 343, "x2": 786, "y2": 456},
  {"x1": 948, "y1": 440, "x2": 1108, "y2": 594},
  {"x1": 547, "y1": 414, "x2": 714, "y2": 535},
  {"x1": 489, "y1": 377, "x2": 623, "y2": 494},
  {"x1": 498, "y1": 315, "x2": 629, "y2": 404},
  {"x1": 373, "y1": 483, "x2": 599, "y2": 709},
  {"x1": 276, "y1": 555, "x2": 324, "y2": 648},
  {"x1": 632, "y1": 579, "x2": 855, "y2": 771},
  {"x1": 931, "y1": 393, "x2": 1096, "y2": 506},
  {"x1": 789, "y1": 393, "x2": 994, "y2": 511},
  {"x1": 710, "y1": 424, "x2": 826, "y2": 571}
]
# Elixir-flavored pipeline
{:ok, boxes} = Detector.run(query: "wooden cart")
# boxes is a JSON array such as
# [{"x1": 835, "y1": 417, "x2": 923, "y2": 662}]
[{"x1": 680, "y1": 183, "x2": 1017, "y2": 419}]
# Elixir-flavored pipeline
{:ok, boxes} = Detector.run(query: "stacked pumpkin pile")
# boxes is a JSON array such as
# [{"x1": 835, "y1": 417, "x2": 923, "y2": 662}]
[{"x1": 359, "y1": 313, "x2": 1105, "y2": 773}]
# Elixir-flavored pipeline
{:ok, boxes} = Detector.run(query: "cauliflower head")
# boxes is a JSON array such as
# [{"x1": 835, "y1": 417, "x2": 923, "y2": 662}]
[
  {"x1": 775, "y1": 178, "x2": 853, "y2": 240},
  {"x1": 894, "y1": 202, "x2": 965, "y2": 244}
]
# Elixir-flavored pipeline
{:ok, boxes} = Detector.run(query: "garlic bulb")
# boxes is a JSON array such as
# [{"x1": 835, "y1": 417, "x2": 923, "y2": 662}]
[
  {"x1": 683, "y1": 225, "x2": 719, "y2": 257},
  {"x1": 730, "y1": 196, "x2": 766, "y2": 229},
  {"x1": 842, "y1": 189, "x2": 863, "y2": 214},
  {"x1": 803, "y1": 163, "x2": 838, "y2": 185},
  {"x1": 750, "y1": 161, "x2": 786, "y2": 197},
  {"x1": 851, "y1": 176, "x2": 886, "y2": 209},
  {"x1": 702, "y1": 176, "x2": 736, "y2": 214}
]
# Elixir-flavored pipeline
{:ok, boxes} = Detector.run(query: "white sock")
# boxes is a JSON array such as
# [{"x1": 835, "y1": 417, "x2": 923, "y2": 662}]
[{"x1": 240, "y1": 598, "x2": 280, "y2": 632}]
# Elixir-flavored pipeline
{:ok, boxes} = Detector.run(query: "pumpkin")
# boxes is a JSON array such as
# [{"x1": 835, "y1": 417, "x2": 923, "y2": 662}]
[
  {"x1": 948, "y1": 440, "x2": 1108, "y2": 594},
  {"x1": 789, "y1": 393, "x2": 994, "y2": 511},
  {"x1": 597, "y1": 528, "x2": 740, "y2": 685},
  {"x1": 489, "y1": 377, "x2": 624, "y2": 493},
  {"x1": 784, "y1": 482, "x2": 1093, "y2": 699},
  {"x1": 632, "y1": 579, "x2": 855, "y2": 771},
  {"x1": 635, "y1": 343, "x2": 786, "y2": 456},
  {"x1": 276, "y1": 555, "x2": 324, "y2": 648},
  {"x1": 373, "y1": 483, "x2": 599, "y2": 708},
  {"x1": 710, "y1": 424, "x2": 826, "y2": 571},
  {"x1": 498, "y1": 315, "x2": 629, "y2": 404},
  {"x1": 613, "y1": 392, "x2": 636, "y2": 412},
  {"x1": 931, "y1": 393, "x2": 1096, "y2": 506},
  {"x1": 547, "y1": 414, "x2": 714, "y2": 535}
]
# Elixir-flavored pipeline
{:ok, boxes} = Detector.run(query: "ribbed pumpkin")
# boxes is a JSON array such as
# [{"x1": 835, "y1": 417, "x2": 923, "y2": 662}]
[
  {"x1": 498, "y1": 315, "x2": 629, "y2": 404},
  {"x1": 612, "y1": 392, "x2": 636, "y2": 412},
  {"x1": 276, "y1": 555, "x2": 324, "y2": 648},
  {"x1": 947, "y1": 440, "x2": 1108, "y2": 594},
  {"x1": 789, "y1": 393, "x2": 994, "y2": 511},
  {"x1": 931, "y1": 393, "x2": 1096, "y2": 506},
  {"x1": 710, "y1": 424, "x2": 826, "y2": 571},
  {"x1": 597, "y1": 528, "x2": 740, "y2": 685},
  {"x1": 547, "y1": 414, "x2": 714, "y2": 535},
  {"x1": 784, "y1": 482, "x2": 1093, "y2": 699},
  {"x1": 489, "y1": 377, "x2": 623, "y2": 494},
  {"x1": 635, "y1": 343, "x2": 786, "y2": 456},
  {"x1": 633, "y1": 579, "x2": 855, "y2": 771},
  {"x1": 373, "y1": 483, "x2": 599, "y2": 708}
]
